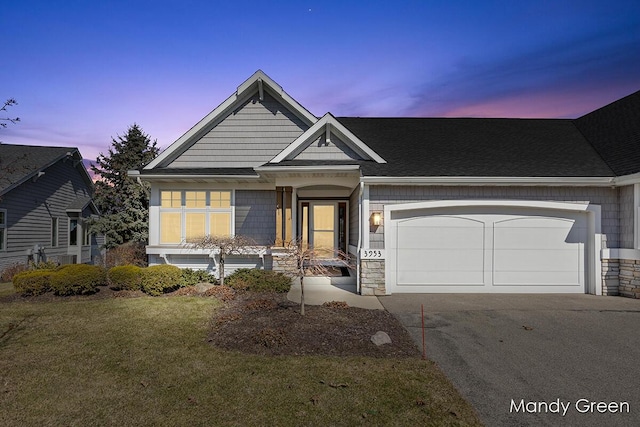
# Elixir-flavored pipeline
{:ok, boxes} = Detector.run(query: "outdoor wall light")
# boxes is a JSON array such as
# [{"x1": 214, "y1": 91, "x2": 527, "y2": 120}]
[{"x1": 370, "y1": 212, "x2": 382, "y2": 226}]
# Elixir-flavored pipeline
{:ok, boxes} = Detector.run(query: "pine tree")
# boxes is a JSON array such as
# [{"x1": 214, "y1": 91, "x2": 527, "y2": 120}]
[{"x1": 90, "y1": 124, "x2": 159, "y2": 248}]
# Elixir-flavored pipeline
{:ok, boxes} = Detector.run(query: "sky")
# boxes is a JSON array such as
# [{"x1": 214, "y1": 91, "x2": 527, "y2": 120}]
[{"x1": 2, "y1": 0, "x2": 640, "y2": 164}]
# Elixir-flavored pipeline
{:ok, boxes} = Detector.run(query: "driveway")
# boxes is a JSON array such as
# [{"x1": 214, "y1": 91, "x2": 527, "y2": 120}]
[{"x1": 379, "y1": 294, "x2": 640, "y2": 427}]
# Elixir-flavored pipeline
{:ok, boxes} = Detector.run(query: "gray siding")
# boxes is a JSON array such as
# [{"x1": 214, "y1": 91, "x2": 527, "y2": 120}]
[
  {"x1": 619, "y1": 185, "x2": 635, "y2": 249},
  {"x1": 168, "y1": 92, "x2": 309, "y2": 168},
  {"x1": 368, "y1": 185, "x2": 619, "y2": 250},
  {"x1": 0, "y1": 159, "x2": 94, "y2": 271},
  {"x1": 235, "y1": 190, "x2": 276, "y2": 245},
  {"x1": 294, "y1": 134, "x2": 362, "y2": 161}
]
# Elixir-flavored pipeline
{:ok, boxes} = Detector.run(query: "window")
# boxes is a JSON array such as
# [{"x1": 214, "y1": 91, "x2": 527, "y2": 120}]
[
  {"x1": 51, "y1": 217, "x2": 59, "y2": 247},
  {"x1": 0, "y1": 210, "x2": 6, "y2": 251},
  {"x1": 69, "y1": 219, "x2": 78, "y2": 246},
  {"x1": 159, "y1": 190, "x2": 233, "y2": 244},
  {"x1": 82, "y1": 221, "x2": 91, "y2": 246}
]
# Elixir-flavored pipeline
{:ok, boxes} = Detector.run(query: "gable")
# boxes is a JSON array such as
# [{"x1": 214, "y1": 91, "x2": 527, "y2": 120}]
[
  {"x1": 167, "y1": 91, "x2": 310, "y2": 168},
  {"x1": 291, "y1": 132, "x2": 363, "y2": 161},
  {"x1": 270, "y1": 113, "x2": 386, "y2": 164}
]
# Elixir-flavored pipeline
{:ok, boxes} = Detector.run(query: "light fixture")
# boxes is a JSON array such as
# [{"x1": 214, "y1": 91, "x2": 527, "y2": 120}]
[{"x1": 370, "y1": 212, "x2": 382, "y2": 226}]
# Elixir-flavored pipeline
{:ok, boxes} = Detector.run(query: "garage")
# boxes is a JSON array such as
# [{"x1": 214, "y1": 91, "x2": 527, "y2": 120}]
[{"x1": 384, "y1": 201, "x2": 599, "y2": 294}]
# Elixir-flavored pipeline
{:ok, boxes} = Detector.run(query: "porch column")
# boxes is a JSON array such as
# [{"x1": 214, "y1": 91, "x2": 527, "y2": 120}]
[{"x1": 291, "y1": 187, "x2": 297, "y2": 241}]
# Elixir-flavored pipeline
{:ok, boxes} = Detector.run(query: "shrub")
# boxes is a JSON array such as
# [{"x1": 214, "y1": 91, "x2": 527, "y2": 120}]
[
  {"x1": 104, "y1": 242, "x2": 147, "y2": 268},
  {"x1": 108, "y1": 265, "x2": 144, "y2": 290},
  {"x1": 49, "y1": 264, "x2": 107, "y2": 296},
  {"x1": 1, "y1": 263, "x2": 29, "y2": 282},
  {"x1": 141, "y1": 265, "x2": 182, "y2": 296},
  {"x1": 13, "y1": 270, "x2": 55, "y2": 296},
  {"x1": 31, "y1": 260, "x2": 60, "y2": 270},
  {"x1": 225, "y1": 269, "x2": 292, "y2": 293},
  {"x1": 180, "y1": 268, "x2": 217, "y2": 287}
]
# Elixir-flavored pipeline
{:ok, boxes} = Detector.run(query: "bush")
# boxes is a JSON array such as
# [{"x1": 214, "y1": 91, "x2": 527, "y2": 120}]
[
  {"x1": 13, "y1": 270, "x2": 55, "y2": 296},
  {"x1": 104, "y1": 242, "x2": 147, "y2": 268},
  {"x1": 49, "y1": 264, "x2": 106, "y2": 296},
  {"x1": 1, "y1": 263, "x2": 29, "y2": 282},
  {"x1": 108, "y1": 265, "x2": 144, "y2": 290},
  {"x1": 225, "y1": 269, "x2": 292, "y2": 293},
  {"x1": 141, "y1": 265, "x2": 182, "y2": 296},
  {"x1": 180, "y1": 268, "x2": 217, "y2": 287}
]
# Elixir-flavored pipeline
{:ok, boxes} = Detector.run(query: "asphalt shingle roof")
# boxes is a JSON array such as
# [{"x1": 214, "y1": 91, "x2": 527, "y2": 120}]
[
  {"x1": 336, "y1": 117, "x2": 615, "y2": 177},
  {"x1": 575, "y1": 90, "x2": 640, "y2": 176},
  {"x1": 0, "y1": 144, "x2": 79, "y2": 194}
]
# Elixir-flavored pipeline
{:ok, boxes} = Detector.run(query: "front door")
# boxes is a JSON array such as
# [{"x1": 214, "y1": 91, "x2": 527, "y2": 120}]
[{"x1": 299, "y1": 201, "x2": 347, "y2": 258}]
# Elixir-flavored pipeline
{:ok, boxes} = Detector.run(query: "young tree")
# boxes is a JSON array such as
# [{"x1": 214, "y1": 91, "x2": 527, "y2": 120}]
[
  {"x1": 186, "y1": 235, "x2": 257, "y2": 286},
  {"x1": 90, "y1": 124, "x2": 159, "y2": 248},
  {"x1": 279, "y1": 240, "x2": 354, "y2": 315}
]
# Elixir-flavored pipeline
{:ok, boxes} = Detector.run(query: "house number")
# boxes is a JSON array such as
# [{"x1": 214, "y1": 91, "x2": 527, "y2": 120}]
[{"x1": 361, "y1": 249, "x2": 384, "y2": 259}]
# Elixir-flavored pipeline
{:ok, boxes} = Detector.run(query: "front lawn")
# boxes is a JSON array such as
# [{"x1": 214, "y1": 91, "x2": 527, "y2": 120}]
[{"x1": 0, "y1": 294, "x2": 481, "y2": 426}]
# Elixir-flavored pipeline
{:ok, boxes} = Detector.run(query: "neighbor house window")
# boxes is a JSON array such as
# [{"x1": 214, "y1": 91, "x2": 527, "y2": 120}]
[
  {"x1": 0, "y1": 210, "x2": 6, "y2": 251},
  {"x1": 69, "y1": 219, "x2": 78, "y2": 246},
  {"x1": 159, "y1": 190, "x2": 233, "y2": 244},
  {"x1": 82, "y1": 220, "x2": 91, "y2": 246},
  {"x1": 51, "y1": 217, "x2": 59, "y2": 247}
]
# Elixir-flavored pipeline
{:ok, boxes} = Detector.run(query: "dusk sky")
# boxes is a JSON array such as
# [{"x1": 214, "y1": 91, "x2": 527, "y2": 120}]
[{"x1": 2, "y1": 0, "x2": 640, "y2": 164}]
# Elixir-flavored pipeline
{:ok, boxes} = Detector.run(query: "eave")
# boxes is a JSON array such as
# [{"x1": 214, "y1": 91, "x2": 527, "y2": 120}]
[{"x1": 359, "y1": 176, "x2": 617, "y2": 187}]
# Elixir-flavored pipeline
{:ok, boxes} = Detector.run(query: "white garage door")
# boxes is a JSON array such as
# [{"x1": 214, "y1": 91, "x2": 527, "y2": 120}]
[{"x1": 389, "y1": 206, "x2": 588, "y2": 293}]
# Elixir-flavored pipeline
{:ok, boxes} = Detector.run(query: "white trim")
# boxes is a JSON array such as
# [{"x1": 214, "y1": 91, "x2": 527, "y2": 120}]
[
  {"x1": 612, "y1": 171, "x2": 640, "y2": 186},
  {"x1": 255, "y1": 165, "x2": 361, "y2": 173},
  {"x1": 269, "y1": 113, "x2": 386, "y2": 164},
  {"x1": 383, "y1": 200, "x2": 602, "y2": 296},
  {"x1": 360, "y1": 176, "x2": 616, "y2": 186},
  {"x1": 0, "y1": 209, "x2": 6, "y2": 251},
  {"x1": 145, "y1": 70, "x2": 317, "y2": 170},
  {"x1": 634, "y1": 184, "x2": 640, "y2": 249},
  {"x1": 362, "y1": 185, "x2": 370, "y2": 249},
  {"x1": 602, "y1": 248, "x2": 640, "y2": 261}
]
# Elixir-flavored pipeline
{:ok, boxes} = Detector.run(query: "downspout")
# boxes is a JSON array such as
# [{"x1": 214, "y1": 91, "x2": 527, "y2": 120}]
[{"x1": 356, "y1": 181, "x2": 364, "y2": 294}]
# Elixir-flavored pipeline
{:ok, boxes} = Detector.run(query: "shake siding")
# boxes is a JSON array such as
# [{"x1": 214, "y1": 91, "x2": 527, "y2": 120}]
[
  {"x1": 167, "y1": 92, "x2": 309, "y2": 168},
  {"x1": 368, "y1": 185, "x2": 619, "y2": 250},
  {"x1": 294, "y1": 134, "x2": 362, "y2": 160},
  {"x1": 235, "y1": 190, "x2": 276, "y2": 245},
  {"x1": 0, "y1": 160, "x2": 93, "y2": 270},
  {"x1": 619, "y1": 185, "x2": 635, "y2": 248}
]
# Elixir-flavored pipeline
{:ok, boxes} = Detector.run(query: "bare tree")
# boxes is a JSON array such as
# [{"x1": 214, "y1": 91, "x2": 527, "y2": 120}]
[
  {"x1": 278, "y1": 239, "x2": 354, "y2": 315},
  {"x1": 1, "y1": 99, "x2": 20, "y2": 128},
  {"x1": 186, "y1": 235, "x2": 257, "y2": 286}
]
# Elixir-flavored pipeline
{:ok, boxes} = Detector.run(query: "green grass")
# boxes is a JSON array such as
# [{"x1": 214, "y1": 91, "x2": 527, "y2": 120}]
[{"x1": 0, "y1": 295, "x2": 482, "y2": 426}]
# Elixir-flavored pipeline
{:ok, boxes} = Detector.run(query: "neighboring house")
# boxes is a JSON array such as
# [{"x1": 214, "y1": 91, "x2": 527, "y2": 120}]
[
  {"x1": 0, "y1": 144, "x2": 101, "y2": 271},
  {"x1": 131, "y1": 70, "x2": 640, "y2": 297}
]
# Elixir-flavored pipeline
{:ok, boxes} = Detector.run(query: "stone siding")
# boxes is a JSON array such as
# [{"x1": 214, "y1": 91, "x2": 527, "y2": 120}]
[
  {"x1": 618, "y1": 259, "x2": 640, "y2": 298},
  {"x1": 360, "y1": 259, "x2": 385, "y2": 295},
  {"x1": 601, "y1": 259, "x2": 620, "y2": 296}
]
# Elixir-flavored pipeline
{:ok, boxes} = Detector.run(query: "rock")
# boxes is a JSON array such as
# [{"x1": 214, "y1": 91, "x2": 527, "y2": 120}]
[
  {"x1": 371, "y1": 331, "x2": 391, "y2": 346},
  {"x1": 195, "y1": 283, "x2": 216, "y2": 293}
]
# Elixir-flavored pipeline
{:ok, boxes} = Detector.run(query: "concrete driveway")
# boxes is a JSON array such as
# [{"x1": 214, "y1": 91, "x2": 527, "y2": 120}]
[{"x1": 379, "y1": 294, "x2": 640, "y2": 427}]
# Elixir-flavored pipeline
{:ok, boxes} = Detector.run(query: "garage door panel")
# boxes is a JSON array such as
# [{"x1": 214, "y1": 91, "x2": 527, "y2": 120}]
[
  {"x1": 397, "y1": 217, "x2": 484, "y2": 250},
  {"x1": 493, "y1": 248, "x2": 580, "y2": 272},
  {"x1": 398, "y1": 270, "x2": 484, "y2": 286},
  {"x1": 493, "y1": 271, "x2": 581, "y2": 286},
  {"x1": 397, "y1": 249, "x2": 484, "y2": 271}
]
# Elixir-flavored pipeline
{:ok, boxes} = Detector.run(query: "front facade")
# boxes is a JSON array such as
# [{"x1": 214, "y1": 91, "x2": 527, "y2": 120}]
[
  {"x1": 132, "y1": 71, "x2": 640, "y2": 297},
  {"x1": 0, "y1": 144, "x2": 101, "y2": 271}
]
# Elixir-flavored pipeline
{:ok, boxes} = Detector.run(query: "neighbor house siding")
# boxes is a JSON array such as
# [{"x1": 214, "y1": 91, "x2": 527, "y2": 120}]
[
  {"x1": 167, "y1": 92, "x2": 310, "y2": 168},
  {"x1": 367, "y1": 185, "x2": 619, "y2": 250},
  {"x1": 0, "y1": 160, "x2": 93, "y2": 271},
  {"x1": 235, "y1": 190, "x2": 276, "y2": 245}
]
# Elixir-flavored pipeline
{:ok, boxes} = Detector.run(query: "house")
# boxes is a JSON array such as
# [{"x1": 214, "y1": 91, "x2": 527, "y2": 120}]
[
  {"x1": 130, "y1": 70, "x2": 640, "y2": 297},
  {"x1": 0, "y1": 144, "x2": 101, "y2": 271}
]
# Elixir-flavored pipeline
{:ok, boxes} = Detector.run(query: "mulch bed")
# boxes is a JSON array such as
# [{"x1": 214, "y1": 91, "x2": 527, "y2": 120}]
[{"x1": 208, "y1": 291, "x2": 421, "y2": 358}]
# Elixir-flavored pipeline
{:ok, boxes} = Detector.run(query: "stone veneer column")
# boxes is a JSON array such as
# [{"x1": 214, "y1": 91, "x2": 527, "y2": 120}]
[
  {"x1": 618, "y1": 259, "x2": 640, "y2": 298},
  {"x1": 360, "y1": 259, "x2": 386, "y2": 295},
  {"x1": 601, "y1": 259, "x2": 620, "y2": 296}
]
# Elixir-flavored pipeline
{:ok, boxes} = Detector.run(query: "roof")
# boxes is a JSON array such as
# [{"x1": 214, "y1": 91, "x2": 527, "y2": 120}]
[
  {"x1": 336, "y1": 117, "x2": 615, "y2": 177},
  {"x1": 0, "y1": 144, "x2": 91, "y2": 195},
  {"x1": 574, "y1": 90, "x2": 640, "y2": 176}
]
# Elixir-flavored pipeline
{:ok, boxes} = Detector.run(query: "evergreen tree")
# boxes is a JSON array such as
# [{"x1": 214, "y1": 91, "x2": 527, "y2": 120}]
[{"x1": 91, "y1": 124, "x2": 159, "y2": 248}]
